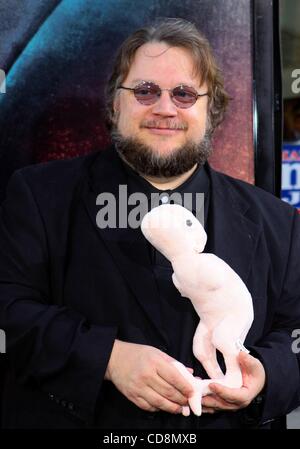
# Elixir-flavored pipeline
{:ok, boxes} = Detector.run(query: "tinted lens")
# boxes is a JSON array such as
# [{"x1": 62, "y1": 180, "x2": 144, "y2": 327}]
[
  {"x1": 172, "y1": 86, "x2": 198, "y2": 108},
  {"x1": 134, "y1": 83, "x2": 160, "y2": 105}
]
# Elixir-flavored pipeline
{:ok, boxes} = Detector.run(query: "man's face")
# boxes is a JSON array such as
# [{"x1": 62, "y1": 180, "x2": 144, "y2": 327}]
[
  {"x1": 112, "y1": 42, "x2": 211, "y2": 177},
  {"x1": 115, "y1": 43, "x2": 208, "y2": 150}
]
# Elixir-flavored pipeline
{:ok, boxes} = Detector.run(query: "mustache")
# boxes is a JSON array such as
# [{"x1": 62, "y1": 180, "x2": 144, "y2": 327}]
[{"x1": 140, "y1": 119, "x2": 188, "y2": 130}]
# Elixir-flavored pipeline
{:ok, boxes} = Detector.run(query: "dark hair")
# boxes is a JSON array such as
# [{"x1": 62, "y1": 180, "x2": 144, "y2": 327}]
[{"x1": 105, "y1": 18, "x2": 229, "y2": 132}]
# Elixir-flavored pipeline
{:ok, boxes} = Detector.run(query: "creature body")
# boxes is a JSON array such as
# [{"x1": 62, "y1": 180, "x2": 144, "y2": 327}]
[{"x1": 141, "y1": 204, "x2": 254, "y2": 416}]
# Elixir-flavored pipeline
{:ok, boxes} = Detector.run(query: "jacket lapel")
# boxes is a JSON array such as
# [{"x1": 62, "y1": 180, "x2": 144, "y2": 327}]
[
  {"x1": 82, "y1": 147, "x2": 168, "y2": 344},
  {"x1": 82, "y1": 150, "x2": 261, "y2": 344},
  {"x1": 207, "y1": 166, "x2": 262, "y2": 286}
]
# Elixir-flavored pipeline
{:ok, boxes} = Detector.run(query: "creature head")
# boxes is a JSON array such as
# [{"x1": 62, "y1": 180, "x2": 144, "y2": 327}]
[{"x1": 141, "y1": 204, "x2": 207, "y2": 260}]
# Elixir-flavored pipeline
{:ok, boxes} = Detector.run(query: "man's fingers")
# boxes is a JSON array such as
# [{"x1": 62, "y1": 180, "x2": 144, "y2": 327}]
[
  {"x1": 208, "y1": 383, "x2": 249, "y2": 406},
  {"x1": 157, "y1": 362, "x2": 194, "y2": 398},
  {"x1": 143, "y1": 387, "x2": 183, "y2": 414},
  {"x1": 135, "y1": 395, "x2": 159, "y2": 412},
  {"x1": 149, "y1": 375, "x2": 189, "y2": 406},
  {"x1": 202, "y1": 407, "x2": 216, "y2": 414},
  {"x1": 206, "y1": 352, "x2": 266, "y2": 410},
  {"x1": 239, "y1": 350, "x2": 257, "y2": 368},
  {"x1": 108, "y1": 342, "x2": 199, "y2": 414},
  {"x1": 202, "y1": 393, "x2": 240, "y2": 410},
  {"x1": 238, "y1": 351, "x2": 266, "y2": 391}
]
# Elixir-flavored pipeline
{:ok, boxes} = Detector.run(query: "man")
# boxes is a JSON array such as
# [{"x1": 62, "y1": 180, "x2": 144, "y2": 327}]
[{"x1": 0, "y1": 18, "x2": 299, "y2": 429}]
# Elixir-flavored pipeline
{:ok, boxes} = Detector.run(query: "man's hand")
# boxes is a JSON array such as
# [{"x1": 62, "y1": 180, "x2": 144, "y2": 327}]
[
  {"x1": 105, "y1": 340, "x2": 194, "y2": 414},
  {"x1": 201, "y1": 351, "x2": 266, "y2": 414}
]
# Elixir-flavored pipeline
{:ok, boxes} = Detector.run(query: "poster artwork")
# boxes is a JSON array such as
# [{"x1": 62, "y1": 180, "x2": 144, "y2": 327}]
[{"x1": 281, "y1": 143, "x2": 300, "y2": 212}]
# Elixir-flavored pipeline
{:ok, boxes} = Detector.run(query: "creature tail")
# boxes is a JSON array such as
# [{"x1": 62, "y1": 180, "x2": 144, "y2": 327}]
[
  {"x1": 172, "y1": 360, "x2": 208, "y2": 416},
  {"x1": 172, "y1": 359, "x2": 245, "y2": 416}
]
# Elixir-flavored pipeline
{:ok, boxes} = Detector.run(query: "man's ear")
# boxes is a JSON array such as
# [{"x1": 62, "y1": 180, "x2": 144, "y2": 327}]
[
  {"x1": 112, "y1": 94, "x2": 120, "y2": 124},
  {"x1": 113, "y1": 92, "x2": 120, "y2": 114}
]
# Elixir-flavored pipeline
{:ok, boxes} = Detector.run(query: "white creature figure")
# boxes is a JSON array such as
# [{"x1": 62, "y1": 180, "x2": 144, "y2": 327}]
[{"x1": 141, "y1": 204, "x2": 254, "y2": 416}]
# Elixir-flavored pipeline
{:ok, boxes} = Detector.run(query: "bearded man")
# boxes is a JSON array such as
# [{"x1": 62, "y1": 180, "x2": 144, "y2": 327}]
[{"x1": 0, "y1": 18, "x2": 299, "y2": 429}]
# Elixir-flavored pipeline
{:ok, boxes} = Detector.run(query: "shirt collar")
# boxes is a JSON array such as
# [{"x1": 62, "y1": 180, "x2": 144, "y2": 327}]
[{"x1": 119, "y1": 156, "x2": 210, "y2": 227}]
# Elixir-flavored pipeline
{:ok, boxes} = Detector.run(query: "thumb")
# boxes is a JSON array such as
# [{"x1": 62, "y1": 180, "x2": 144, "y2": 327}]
[
  {"x1": 238, "y1": 351, "x2": 258, "y2": 374},
  {"x1": 238, "y1": 351, "x2": 266, "y2": 394}
]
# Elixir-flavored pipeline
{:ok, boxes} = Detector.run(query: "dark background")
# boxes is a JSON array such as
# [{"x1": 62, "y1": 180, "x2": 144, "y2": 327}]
[{"x1": 0, "y1": 0, "x2": 255, "y2": 203}]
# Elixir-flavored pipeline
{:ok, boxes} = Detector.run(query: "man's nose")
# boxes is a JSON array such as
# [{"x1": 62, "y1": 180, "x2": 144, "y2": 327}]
[{"x1": 151, "y1": 90, "x2": 178, "y2": 116}]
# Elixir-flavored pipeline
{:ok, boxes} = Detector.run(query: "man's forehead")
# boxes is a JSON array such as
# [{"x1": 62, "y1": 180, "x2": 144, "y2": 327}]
[
  {"x1": 134, "y1": 42, "x2": 191, "y2": 61},
  {"x1": 126, "y1": 43, "x2": 203, "y2": 86},
  {"x1": 138, "y1": 42, "x2": 174, "y2": 57}
]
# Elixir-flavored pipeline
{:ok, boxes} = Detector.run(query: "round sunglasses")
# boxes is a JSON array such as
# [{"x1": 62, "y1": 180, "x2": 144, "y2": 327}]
[{"x1": 118, "y1": 81, "x2": 208, "y2": 109}]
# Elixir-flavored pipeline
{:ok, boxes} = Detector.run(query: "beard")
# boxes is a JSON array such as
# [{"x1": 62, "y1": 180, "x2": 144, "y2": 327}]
[{"x1": 111, "y1": 127, "x2": 213, "y2": 178}]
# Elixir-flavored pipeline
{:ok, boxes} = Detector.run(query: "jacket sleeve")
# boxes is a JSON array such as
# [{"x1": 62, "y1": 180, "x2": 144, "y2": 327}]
[
  {"x1": 246, "y1": 210, "x2": 300, "y2": 425},
  {"x1": 0, "y1": 170, "x2": 118, "y2": 423}
]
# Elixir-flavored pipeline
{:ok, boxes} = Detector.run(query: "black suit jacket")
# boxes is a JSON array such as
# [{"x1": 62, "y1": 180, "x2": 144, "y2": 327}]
[{"x1": 0, "y1": 147, "x2": 300, "y2": 429}]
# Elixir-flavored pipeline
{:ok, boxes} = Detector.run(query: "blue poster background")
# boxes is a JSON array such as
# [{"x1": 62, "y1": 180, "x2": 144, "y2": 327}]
[
  {"x1": 281, "y1": 143, "x2": 300, "y2": 211},
  {"x1": 0, "y1": 0, "x2": 254, "y2": 202}
]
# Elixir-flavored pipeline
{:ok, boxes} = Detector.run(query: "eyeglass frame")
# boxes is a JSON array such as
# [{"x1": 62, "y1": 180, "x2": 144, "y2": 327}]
[{"x1": 117, "y1": 80, "x2": 209, "y2": 109}]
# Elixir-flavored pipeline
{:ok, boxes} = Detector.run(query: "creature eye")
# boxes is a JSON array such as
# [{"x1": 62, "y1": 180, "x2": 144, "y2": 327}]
[{"x1": 186, "y1": 219, "x2": 193, "y2": 227}]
